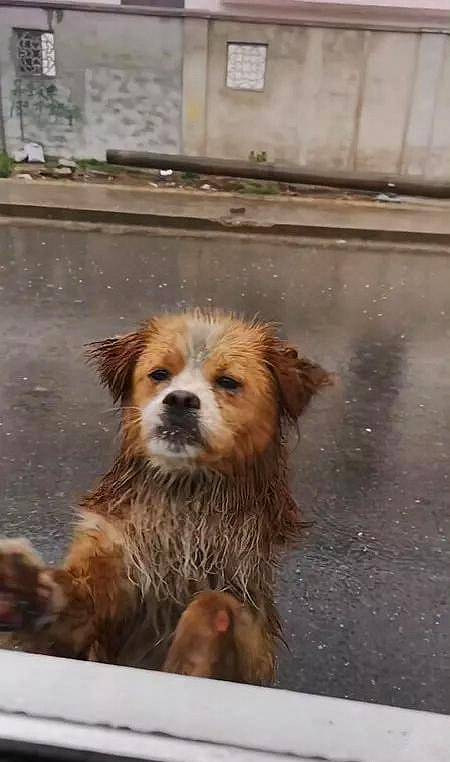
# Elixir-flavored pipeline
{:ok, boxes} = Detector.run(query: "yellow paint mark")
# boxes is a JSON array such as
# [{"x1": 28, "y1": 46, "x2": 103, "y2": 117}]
[{"x1": 186, "y1": 101, "x2": 201, "y2": 123}]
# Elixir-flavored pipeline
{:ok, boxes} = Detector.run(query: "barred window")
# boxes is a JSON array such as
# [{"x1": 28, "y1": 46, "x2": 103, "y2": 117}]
[
  {"x1": 16, "y1": 30, "x2": 56, "y2": 77},
  {"x1": 226, "y1": 43, "x2": 267, "y2": 91}
]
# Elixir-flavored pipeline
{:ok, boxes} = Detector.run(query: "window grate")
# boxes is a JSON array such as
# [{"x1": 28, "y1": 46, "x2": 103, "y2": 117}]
[
  {"x1": 16, "y1": 30, "x2": 56, "y2": 77},
  {"x1": 226, "y1": 43, "x2": 267, "y2": 91}
]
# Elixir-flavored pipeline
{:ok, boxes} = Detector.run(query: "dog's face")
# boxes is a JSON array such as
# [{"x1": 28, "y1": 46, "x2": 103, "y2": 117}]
[
  {"x1": 88, "y1": 312, "x2": 329, "y2": 471},
  {"x1": 133, "y1": 314, "x2": 279, "y2": 466}
]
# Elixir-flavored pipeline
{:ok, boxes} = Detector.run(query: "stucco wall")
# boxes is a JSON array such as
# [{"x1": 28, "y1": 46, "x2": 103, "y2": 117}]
[
  {"x1": 0, "y1": 7, "x2": 182, "y2": 159},
  {"x1": 1, "y1": 6, "x2": 450, "y2": 179},
  {"x1": 198, "y1": 21, "x2": 450, "y2": 179}
]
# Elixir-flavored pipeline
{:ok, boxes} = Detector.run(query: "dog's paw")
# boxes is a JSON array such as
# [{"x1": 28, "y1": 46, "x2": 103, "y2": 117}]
[
  {"x1": 0, "y1": 539, "x2": 61, "y2": 632},
  {"x1": 163, "y1": 592, "x2": 239, "y2": 679}
]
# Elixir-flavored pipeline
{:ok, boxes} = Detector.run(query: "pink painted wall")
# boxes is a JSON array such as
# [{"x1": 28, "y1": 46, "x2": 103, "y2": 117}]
[{"x1": 186, "y1": 0, "x2": 450, "y2": 10}]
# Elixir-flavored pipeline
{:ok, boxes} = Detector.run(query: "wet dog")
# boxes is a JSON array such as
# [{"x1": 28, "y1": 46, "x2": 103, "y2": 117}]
[{"x1": 0, "y1": 311, "x2": 330, "y2": 683}]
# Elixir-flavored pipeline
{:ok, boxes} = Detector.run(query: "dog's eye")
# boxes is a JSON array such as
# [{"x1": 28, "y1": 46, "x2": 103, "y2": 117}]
[
  {"x1": 216, "y1": 376, "x2": 241, "y2": 392},
  {"x1": 149, "y1": 369, "x2": 171, "y2": 383}
]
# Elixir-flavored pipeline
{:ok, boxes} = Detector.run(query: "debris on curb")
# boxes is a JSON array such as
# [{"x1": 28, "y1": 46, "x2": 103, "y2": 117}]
[
  {"x1": 375, "y1": 192, "x2": 401, "y2": 203},
  {"x1": 13, "y1": 148, "x2": 27, "y2": 163},
  {"x1": 13, "y1": 143, "x2": 45, "y2": 163},
  {"x1": 7, "y1": 155, "x2": 392, "y2": 205},
  {"x1": 24, "y1": 143, "x2": 45, "y2": 163},
  {"x1": 53, "y1": 166, "x2": 73, "y2": 177},
  {"x1": 58, "y1": 158, "x2": 77, "y2": 169}
]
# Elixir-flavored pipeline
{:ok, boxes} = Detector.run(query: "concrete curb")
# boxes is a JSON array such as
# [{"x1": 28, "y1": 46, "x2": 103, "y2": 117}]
[{"x1": 1, "y1": 179, "x2": 450, "y2": 243}]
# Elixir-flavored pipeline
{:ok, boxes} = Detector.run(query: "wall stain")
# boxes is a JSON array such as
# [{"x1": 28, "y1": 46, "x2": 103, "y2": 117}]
[{"x1": 11, "y1": 78, "x2": 81, "y2": 141}]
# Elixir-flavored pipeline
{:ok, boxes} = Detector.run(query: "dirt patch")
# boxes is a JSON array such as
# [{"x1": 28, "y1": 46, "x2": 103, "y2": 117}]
[{"x1": 10, "y1": 158, "x2": 377, "y2": 202}]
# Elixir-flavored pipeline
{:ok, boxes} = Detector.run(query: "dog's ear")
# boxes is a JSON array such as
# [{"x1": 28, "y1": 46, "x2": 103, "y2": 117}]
[
  {"x1": 270, "y1": 343, "x2": 331, "y2": 420},
  {"x1": 86, "y1": 329, "x2": 148, "y2": 403}
]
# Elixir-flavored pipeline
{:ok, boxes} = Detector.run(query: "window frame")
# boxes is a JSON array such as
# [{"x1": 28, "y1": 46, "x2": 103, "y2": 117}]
[
  {"x1": 14, "y1": 28, "x2": 56, "y2": 79},
  {"x1": 225, "y1": 41, "x2": 268, "y2": 93}
]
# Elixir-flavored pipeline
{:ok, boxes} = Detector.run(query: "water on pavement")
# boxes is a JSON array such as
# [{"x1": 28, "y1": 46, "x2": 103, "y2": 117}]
[{"x1": 0, "y1": 223, "x2": 449, "y2": 713}]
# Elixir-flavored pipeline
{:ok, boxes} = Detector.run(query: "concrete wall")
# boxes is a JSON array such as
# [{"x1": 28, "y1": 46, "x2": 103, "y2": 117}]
[
  {"x1": 193, "y1": 21, "x2": 450, "y2": 179},
  {"x1": 1, "y1": 5, "x2": 450, "y2": 179},
  {"x1": 0, "y1": 7, "x2": 182, "y2": 158}
]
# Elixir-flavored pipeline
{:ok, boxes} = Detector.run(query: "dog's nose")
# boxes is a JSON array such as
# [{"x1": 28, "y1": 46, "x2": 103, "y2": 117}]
[{"x1": 163, "y1": 390, "x2": 201, "y2": 411}]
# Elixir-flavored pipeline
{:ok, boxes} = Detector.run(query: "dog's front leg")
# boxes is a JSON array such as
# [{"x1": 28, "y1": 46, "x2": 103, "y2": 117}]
[
  {"x1": 0, "y1": 528, "x2": 130, "y2": 658},
  {"x1": 163, "y1": 591, "x2": 276, "y2": 685}
]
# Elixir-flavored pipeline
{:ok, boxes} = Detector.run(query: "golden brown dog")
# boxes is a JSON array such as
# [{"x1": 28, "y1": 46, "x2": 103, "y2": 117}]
[{"x1": 0, "y1": 310, "x2": 330, "y2": 683}]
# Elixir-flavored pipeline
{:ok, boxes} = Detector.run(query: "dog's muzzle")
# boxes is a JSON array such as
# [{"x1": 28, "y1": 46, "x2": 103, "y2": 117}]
[{"x1": 156, "y1": 389, "x2": 203, "y2": 450}]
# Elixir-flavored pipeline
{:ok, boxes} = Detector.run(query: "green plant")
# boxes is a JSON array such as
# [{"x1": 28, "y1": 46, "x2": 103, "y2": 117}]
[
  {"x1": 181, "y1": 171, "x2": 200, "y2": 182},
  {"x1": 77, "y1": 158, "x2": 122, "y2": 175},
  {"x1": 240, "y1": 180, "x2": 279, "y2": 195},
  {"x1": 0, "y1": 153, "x2": 13, "y2": 178},
  {"x1": 248, "y1": 150, "x2": 268, "y2": 163}
]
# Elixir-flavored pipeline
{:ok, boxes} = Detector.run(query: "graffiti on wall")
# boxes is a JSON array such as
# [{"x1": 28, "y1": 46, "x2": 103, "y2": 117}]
[{"x1": 10, "y1": 78, "x2": 81, "y2": 137}]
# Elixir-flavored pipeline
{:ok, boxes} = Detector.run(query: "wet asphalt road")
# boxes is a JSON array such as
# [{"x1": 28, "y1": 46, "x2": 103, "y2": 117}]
[{"x1": 0, "y1": 222, "x2": 449, "y2": 714}]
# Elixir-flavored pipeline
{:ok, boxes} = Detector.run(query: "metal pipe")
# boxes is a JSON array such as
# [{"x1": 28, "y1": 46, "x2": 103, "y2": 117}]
[
  {"x1": 0, "y1": 70, "x2": 7, "y2": 155},
  {"x1": 106, "y1": 150, "x2": 450, "y2": 199}
]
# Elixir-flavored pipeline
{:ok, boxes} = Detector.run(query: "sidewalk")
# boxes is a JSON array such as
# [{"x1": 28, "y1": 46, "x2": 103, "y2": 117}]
[{"x1": 1, "y1": 178, "x2": 450, "y2": 242}]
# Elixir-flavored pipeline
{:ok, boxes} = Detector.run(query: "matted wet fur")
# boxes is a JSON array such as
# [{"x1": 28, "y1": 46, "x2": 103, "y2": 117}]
[{"x1": 0, "y1": 310, "x2": 330, "y2": 684}]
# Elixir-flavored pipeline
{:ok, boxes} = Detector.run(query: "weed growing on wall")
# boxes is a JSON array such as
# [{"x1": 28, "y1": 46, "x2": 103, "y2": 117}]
[{"x1": 0, "y1": 153, "x2": 13, "y2": 178}]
